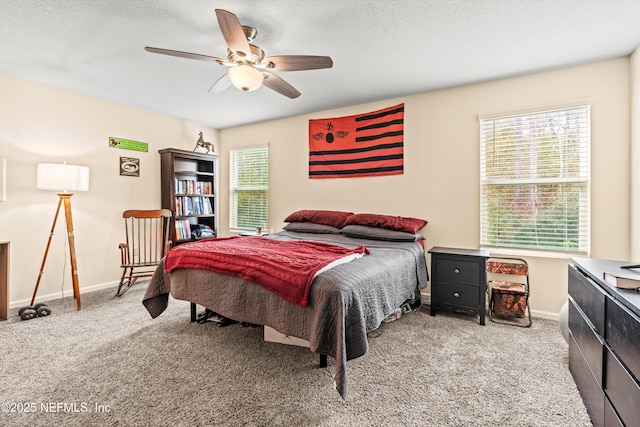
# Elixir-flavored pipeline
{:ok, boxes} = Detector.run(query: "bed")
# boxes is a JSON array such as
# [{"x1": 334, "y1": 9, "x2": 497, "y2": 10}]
[{"x1": 142, "y1": 211, "x2": 429, "y2": 397}]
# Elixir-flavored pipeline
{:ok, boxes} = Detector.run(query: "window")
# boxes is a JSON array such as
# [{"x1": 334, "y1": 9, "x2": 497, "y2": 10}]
[
  {"x1": 229, "y1": 146, "x2": 268, "y2": 231},
  {"x1": 480, "y1": 106, "x2": 590, "y2": 253}
]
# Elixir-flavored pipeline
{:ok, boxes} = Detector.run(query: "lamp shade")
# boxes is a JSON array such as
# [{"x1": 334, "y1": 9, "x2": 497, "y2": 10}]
[
  {"x1": 37, "y1": 163, "x2": 90, "y2": 192},
  {"x1": 228, "y1": 64, "x2": 264, "y2": 92}
]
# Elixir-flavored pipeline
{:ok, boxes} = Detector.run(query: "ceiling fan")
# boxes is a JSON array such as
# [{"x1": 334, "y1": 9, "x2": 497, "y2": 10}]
[{"x1": 145, "y1": 9, "x2": 333, "y2": 99}]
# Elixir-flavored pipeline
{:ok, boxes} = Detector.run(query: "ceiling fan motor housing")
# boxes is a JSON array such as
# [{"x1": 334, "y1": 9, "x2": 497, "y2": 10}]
[
  {"x1": 241, "y1": 26, "x2": 257, "y2": 43},
  {"x1": 228, "y1": 43, "x2": 264, "y2": 66}
]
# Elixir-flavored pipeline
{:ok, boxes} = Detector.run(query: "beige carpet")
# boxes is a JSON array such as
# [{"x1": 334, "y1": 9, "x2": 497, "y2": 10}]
[{"x1": 0, "y1": 284, "x2": 591, "y2": 427}]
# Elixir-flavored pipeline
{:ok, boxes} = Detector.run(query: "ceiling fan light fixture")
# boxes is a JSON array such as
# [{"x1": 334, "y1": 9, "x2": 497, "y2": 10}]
[{"x1": 228, "y1": 64, "x2": 263, "y2": 92}]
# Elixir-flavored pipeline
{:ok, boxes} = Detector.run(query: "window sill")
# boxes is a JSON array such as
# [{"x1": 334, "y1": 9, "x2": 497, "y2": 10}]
[
  {"x1": 481, "y1": 246, "x2": 588, "y2": 260},
  {"x1": 230, "y1": 228, "x2": 253, "y2": 234}
]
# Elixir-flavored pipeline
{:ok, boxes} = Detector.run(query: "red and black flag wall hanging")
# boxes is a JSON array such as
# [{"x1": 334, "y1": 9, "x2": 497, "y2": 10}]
[{"x1": 308, "y1": 103, "x2": 404, "y2": 179}]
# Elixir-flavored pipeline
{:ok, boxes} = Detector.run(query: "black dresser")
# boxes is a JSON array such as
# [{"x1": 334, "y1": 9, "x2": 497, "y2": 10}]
[{"x1": 568, "y1": 258, "x2": 640, "y2": 427}]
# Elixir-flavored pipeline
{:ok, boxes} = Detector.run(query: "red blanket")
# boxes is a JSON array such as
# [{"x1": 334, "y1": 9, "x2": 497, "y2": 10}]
[{"x1": 164, "y1": 236, "x2": 369, "y2": 306}]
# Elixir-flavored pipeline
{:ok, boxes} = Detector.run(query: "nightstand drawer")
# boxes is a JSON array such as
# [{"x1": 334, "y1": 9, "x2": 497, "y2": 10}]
[
  {"x1": 435, "y1": 258, "x2": 481, "y2": 285},
  {"x1": 435, "y1": 282, "x2": 480, "y2": 310}
]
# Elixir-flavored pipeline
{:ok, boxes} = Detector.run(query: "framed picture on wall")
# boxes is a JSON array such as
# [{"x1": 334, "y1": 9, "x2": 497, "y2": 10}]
[{"x1": 119, "y1": 157, "x2": 140, "y2": 177}]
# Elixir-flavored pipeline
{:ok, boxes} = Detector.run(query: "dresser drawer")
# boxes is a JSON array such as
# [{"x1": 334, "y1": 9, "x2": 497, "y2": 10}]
[
  {"x1": 605, "y1": 296, "x2": 640, "y2": 381},
  {"x1": 569, "y1": 265, "x2": 606, "y2": 334},
  {"x1": 604, "y1": 347, "x2": 640, "y2": 427},
  {"x1": 569, "y1": 299, "x2": 604, "y2": 386},
  {"x1": 604, "y1": 395, "x2": 623, "y2": 427},
  {"x1": 569, "y1": 331, "x2": 604, "y2": 427},
  {"x1": 434, "y1": 258, "x2": 481, "y2": 285},
  {"x1": 434, "y1": 282, "x2": 480, "y2": 311}
]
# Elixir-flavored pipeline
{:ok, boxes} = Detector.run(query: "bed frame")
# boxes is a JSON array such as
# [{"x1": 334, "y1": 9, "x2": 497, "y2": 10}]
[{"x1": 143, "y1": 231, "x2": 427, "y2": 396}]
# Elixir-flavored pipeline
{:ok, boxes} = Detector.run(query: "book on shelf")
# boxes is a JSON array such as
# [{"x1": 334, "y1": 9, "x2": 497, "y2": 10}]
[
  {"x1": 174, "y1": 178, "x2": 212, "y2": 195},
  {"x1": 174, "y1": 219, "x2": 191, "y2": 240},
  {"x1": 603, "y1": 268, "x2": 640, "y2": 290},
  {"x1": 174, "y1": 195, "x2": 214, "y2": 217}
]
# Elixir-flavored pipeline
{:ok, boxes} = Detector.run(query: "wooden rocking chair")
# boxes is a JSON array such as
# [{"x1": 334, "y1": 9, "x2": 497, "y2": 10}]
[{"x1": 117, "y1": 209, "x2": 172, "y2": 296}]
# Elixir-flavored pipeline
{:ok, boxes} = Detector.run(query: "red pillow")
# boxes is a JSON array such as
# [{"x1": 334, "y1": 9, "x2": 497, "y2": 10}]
[
  {"x1": 343, "y1": 213, "x2": 427, "y2": 234},
  {"x1": 284, "y1": 209, "x2": 354, "y2": 229}
]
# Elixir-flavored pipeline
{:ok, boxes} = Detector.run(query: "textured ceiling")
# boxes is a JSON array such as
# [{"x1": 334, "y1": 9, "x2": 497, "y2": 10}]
[{"x1": 1, "y1": 0, "x2": 639, "y2": 129}]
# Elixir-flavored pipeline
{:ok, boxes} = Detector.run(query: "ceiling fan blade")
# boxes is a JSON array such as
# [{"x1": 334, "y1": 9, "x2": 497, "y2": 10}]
[
  {"x1": 145, "y1": 47, "x2": 227, "y2": 64},
  {"x1": 261, "y1": 55, "x2": 333, "y2": 71},
  {"x1": 215, "y1": 9, "x2": 251, "y2": 58},
  {"x1": 209, "y1": 74, "x2": 232, "y2": 93},
  {"x1": 262, "y1": 72, "x2": 301, "y2": 99}
]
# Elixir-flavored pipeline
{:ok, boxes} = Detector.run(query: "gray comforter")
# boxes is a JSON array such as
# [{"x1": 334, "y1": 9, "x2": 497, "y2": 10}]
[{"x1": 142, "y1": 231, "x2": 428, "y2": 397}]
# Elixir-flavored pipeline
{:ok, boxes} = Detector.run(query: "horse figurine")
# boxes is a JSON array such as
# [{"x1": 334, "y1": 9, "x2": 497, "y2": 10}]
[{"x1": 193, "y1": 132, "x2": 214, "y2": 153}]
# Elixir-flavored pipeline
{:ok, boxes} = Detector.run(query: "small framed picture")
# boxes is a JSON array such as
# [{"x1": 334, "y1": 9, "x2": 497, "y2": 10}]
[{"x1": 120, "y1": 157, "x2": 140, "y2": 177}]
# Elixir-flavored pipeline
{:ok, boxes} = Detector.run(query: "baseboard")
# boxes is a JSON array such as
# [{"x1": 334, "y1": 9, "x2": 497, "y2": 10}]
[
  {"x1": 419, "y1": 291, "x2": 431, "y2": 305},
  {"x1": 529, "y1": 309, "x2": 559, "y2": 321},
  {"x1": 10, "y1": 280, "x2": 118, "y2": 309}
]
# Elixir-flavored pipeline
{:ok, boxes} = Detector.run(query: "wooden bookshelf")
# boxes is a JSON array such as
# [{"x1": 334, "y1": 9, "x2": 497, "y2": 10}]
[{"x1": 159, "y1": 149, "x2": 217, "y2": 245}]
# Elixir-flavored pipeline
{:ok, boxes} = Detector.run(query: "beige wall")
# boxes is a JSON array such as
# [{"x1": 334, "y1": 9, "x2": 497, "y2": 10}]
[
  {"x1": 1, "y1": 57, "x2": 633, "y2": 318},
  {"x1": 0, "y1": 73, "x2": 218, "y2": 305},
  {"x1": 631, "y1": 47, "x2": 640, "y2": 260},
  {"x1": 218, "y1": 58, "x2": 632, "y2": 319}
]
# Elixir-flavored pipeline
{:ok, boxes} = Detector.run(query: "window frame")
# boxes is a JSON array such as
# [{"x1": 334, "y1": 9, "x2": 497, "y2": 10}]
[
  {"x1": 479, "y1": 105, "x2": 591, "y2": 254},
  {"x1": 229, "y1": 145, "x2": 269, "y2": 233}
]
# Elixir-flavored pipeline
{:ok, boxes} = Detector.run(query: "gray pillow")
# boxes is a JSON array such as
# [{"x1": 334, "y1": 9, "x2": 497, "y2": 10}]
[
  {"x1": 283, "y1": 221, "x2": 341, "y2": 234},
  {"x1": 340, "y1": 224, "x2": 422, "y2": 241}
]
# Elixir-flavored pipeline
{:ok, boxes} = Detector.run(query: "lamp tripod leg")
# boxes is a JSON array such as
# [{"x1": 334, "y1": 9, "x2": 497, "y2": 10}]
[
  {"x1": 30, "y1": 196, "x2": 64, "y2": 306},
  {"x1": 62, "y1": 196, "x2": 81, "y2": 310}
]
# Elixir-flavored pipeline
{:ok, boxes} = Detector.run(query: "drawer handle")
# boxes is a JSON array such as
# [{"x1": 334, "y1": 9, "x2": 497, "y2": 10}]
[
  {"x1": 454, "y1": 268, "x2": 460, "y2": 274},
  {"x1": 454, "y1": 292, "x2": 460, "y2": 298}
]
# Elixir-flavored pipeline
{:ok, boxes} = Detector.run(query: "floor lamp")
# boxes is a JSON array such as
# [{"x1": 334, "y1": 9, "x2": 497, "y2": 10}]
[{"x1": 32, "y1": 163, "x2": 90, "y2": 310}]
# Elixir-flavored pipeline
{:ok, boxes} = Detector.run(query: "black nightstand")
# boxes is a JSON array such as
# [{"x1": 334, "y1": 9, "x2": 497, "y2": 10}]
[{"x1": 428, "y1": 247, "x2": 490, "y2": 325}]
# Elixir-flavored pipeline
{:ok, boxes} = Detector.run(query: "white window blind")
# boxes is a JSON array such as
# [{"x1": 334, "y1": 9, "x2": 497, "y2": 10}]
[
  {"x1": 229, "y1": 146, "x2": 268, "y2": 231},
  {"x1": 480, "y1": 106, "x2": 590, "y2": 253}
]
